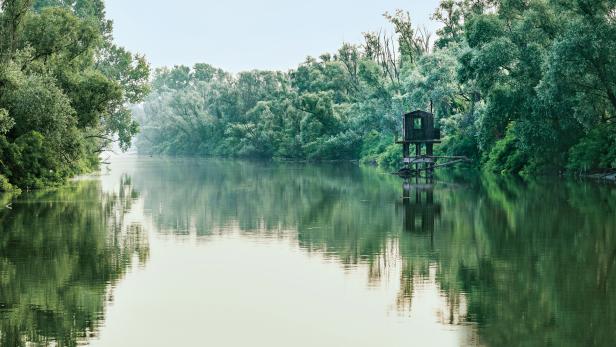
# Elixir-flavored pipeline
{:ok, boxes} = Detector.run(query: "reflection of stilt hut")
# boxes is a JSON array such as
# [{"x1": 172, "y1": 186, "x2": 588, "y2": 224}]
[{"x1": 402, "y1": 181, "x2": 441, "y2": 233}]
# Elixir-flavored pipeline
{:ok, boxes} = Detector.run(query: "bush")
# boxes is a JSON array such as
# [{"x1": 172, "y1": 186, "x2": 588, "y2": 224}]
[
  {"x1": 376, "y1": 143, "x2": 403, "y2": 171},
  {"x1": 0, "y1": 173, "x2": 18, "y2": 192},
  {"x1": 443, "y1": 134, "x2": 480, "y2": 163},
  {"x1": 2, "y1": 131, "x2": 69, "y2": 189},
  {"x1": 567, "y1": 124, "x2": 616, "y2": 173},
  {"x1": 484, "y1": 123, "x2": 528, "y2": 175}
]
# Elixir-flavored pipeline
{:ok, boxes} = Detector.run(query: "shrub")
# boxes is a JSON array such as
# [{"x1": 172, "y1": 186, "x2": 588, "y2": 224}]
[
  {"x1": 484, "y1": 123, "x2": 528, "y2": 175},
  {"x1": 567, "y1": 124, "x2": 616, "y2": 173}
]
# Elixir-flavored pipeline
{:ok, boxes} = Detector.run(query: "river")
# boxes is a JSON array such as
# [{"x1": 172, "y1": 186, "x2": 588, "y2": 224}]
[{"x1": 1, "y1": 157, "x2": 615, "y2": 346}]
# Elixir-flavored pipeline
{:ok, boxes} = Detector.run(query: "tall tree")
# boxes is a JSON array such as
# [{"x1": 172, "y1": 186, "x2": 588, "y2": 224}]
[{"x1": 0, "y1": 0, "x2": 150, "y2": 190}]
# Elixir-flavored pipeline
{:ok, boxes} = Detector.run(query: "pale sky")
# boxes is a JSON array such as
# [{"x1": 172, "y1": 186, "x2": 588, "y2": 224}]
[{"x1": 105, "y1": 0, "x2": 442, "y2": 73}]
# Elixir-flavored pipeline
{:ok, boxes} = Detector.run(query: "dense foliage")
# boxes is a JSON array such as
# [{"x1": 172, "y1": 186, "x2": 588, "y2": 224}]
[
  {"x1": 134, "y1": 11, "x2": 429, "y2": 164},
  {"x1": 137, "y1": 0, "x2": 616, "y2": 175},
  {"x1": 0, "y1": 0, "x2": 149, "y2": 191}
]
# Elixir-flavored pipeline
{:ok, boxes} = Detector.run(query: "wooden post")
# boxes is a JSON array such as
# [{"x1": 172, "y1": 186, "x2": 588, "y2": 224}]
[
  {"x1": 415, "y1": 143, "x2": 421, "y2": 173},
  {"x1": 426, "y1": 143, "x2": 434, "y2": 178},
  {"x1": 403, "y1": 143, "x2": 410, "y2": 168}
]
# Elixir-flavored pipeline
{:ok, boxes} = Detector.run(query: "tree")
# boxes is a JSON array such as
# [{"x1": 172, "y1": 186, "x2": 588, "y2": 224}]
[{"x1": 0, "y1": 0, "x2": 150, "y2": 190}]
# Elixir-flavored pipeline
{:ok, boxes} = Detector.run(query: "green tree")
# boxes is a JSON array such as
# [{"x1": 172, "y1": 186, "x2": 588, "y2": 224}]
[{"x1": 0, "y1": 0, "x2": 150, "y2": 190}]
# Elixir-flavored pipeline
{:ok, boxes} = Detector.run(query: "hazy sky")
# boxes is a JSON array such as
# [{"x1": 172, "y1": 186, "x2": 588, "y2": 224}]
[{"x1": 105, "y1": 0, "x2": 442, "y2": 73}]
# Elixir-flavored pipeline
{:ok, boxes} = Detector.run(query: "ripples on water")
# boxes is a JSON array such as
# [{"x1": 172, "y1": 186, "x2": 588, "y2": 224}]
[{"x1": 0, "y1": 157, "x2": 614, "y2": 346}]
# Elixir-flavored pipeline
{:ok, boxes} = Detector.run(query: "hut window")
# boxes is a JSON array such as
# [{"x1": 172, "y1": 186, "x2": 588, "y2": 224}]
[{"x1": 413, "y1": 117, "x2": 422, "y2": 129}]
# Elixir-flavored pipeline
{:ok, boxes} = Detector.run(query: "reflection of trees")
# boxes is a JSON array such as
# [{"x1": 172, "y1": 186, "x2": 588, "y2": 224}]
[
  {"x1": 132, "y1": 159, "x2": 616, "y2": 345},
  {"x1": 457, "y1": 178, "x2": 616, "y2": 346},
  {"x1": 0, "y1": 178, "x2": 148, "y2": 347},
  {"x1": 132, "y1": 159, "x2": 404, "y2": 267}
]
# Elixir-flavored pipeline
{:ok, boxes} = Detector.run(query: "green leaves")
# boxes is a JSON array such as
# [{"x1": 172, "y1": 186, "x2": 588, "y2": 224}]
[
  {"x1": 450, "y1": 0, "x2": 616, "y2": 173},
  {"x1": 465, "y1": 14, "x2": 505, "y2": 48},
  {"x1": 567, "y1": 123, "x2": 616, "y2": 172},
  {"x1": 0, "y1": 108, "x2": 14, "y2": 135},
  {"x1": 0, "y1": 0, "x2": 150, "y2": 189},
  {"x1": 21, "y1": 7, "x2": 101, "y2": 65},
  {"x1": 97, "y1": 44, "x2": 151, "y2": 104},
  {"x1": 484, "y1": 122, "x2": 528, "y2": 175},
  {"x1": 1, "y1": 73, "x2": 76, "y2": 142},
  {"x1": 64, "y1": 68, "x2": 122, "y2": 127},
  {"x1": 5, "y1": 131, "x2": 65, "y2": 188}
]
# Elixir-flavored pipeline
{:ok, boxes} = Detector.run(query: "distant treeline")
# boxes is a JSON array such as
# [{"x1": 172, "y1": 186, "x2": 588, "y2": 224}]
[
  {"x1": 0, "y1": 0, "x2": 150, "y2": 191},
  {"x1": 136, "y1": 1, "x2": 616, "y2": 175}
]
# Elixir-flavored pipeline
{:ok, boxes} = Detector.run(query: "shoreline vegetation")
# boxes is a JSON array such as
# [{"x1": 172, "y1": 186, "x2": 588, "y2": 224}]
[
  {"x1": 0, "y1": 0, "x2": 150, "y2": 192},
  {"x1": 1, "y1": 1, "x2": 616, "y2": 192}
]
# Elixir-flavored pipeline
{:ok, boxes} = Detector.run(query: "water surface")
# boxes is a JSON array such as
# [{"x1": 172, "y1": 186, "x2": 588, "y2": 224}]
[{"x1": 1, "y1": 157, "x2": 615, "y2": 346}]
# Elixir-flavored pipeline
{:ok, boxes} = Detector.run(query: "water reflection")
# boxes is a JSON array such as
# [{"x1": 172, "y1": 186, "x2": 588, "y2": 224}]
[
  {"x1": 2, "y1": 157, "x2": 615, "y2": 346},
  {"x1": 459, "y1": 178, "x2": 616, "y2": 346},
  {"x1": 124, "y1": 158, "x2": 616, "y2": 346},
  {"x1": 0, "y1": 177, "x2": 148, "y2": 346},
  {"x1": 400, "y1": 179, "x2": 442, "y2": 234}
]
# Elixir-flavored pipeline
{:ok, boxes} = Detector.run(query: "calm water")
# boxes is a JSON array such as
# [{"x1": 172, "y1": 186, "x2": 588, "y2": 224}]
[{"x1": 1, "y1": 157, "x2": 615, "y2": 347}]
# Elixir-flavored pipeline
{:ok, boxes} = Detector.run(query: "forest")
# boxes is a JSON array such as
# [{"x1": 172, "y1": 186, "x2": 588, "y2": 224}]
[
  {"x1": 135, "y1": 0, "x2": 616, "y2": 176},
  {"x1": 1, "y1": 0, "x2": 616, "y2": 191}
]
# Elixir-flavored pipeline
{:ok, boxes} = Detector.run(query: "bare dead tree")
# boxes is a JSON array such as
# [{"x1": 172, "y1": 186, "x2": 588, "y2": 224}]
[
  {"x1": 414, "y1": 26, "x2": 433, "y2": 55},
  {"x1": 362, "y1": 30, "x2": 401, "y2": 87},
  {"x1": 384, "y1": 10, "x2": 433, "y2": 64},
  {"x1": 361, "y1": 11, "x2": 434, "y2": 89}
]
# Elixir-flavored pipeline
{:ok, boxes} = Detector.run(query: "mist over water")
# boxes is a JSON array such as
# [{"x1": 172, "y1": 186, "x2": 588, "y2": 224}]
[{"x1": 1, "y1": 157, "x2": 615, "y2": 346}]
